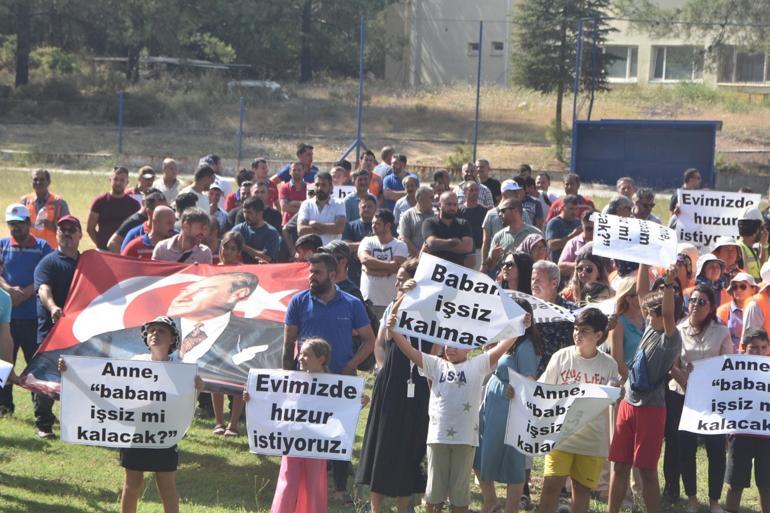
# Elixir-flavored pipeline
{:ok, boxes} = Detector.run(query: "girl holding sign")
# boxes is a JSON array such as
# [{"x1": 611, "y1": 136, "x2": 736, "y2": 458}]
[
  {"x1": 59, "y1": 316, "x2": 203, "y2": 513},
  {"x1": 474, "y1": 299, "x2": 542, "y2": 513}
]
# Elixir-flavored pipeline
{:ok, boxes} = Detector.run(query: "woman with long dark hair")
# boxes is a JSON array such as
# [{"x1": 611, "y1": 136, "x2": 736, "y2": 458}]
[
  {"x1": 667, "y1": 283, "x2": 732, "y2": 512},
  {"x1": 497, "y1": 252, "x2": 534, "y2": 294},
  {"x1": 356, "y1": 258, "x2": 437, "y2": 513},
  {"x1": 561, "y1": 253, "x2": 609, "y2": 305},
  {"x1": 474, "y1": 299, "x2": 543, "y2": 513}
]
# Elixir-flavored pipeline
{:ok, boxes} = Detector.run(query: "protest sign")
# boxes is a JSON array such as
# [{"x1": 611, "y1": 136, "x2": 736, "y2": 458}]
[
  {"x1": 333, "y1": 185, "x2": 357, "y2": 202},
  {"x1": 246, "y1": 369, "x2": 364, "y2": 460},
  {"x1": 0, "y1": 359, "x2": 12, "y2": 387},
  {"x1": 393, "y1": 254, "x2": 526, "y2": 349},
  {"x1": 677, "y1": 189, "x2": 761, "y2": 251},
  {"x1": 507, "y1": 290, "x2": 575, "y2": 324},
  {"x1": 591, "y1": 213, "x2": 677, "y2": 267},
  {"x1": 60, "y1": 356, "x2": 197, "y2": 448},
  {"x1": 23, "y1": 250, "x2": 308, "y2": 397},
  {"x1": 680, "y1": 355, "x2": 770, "y2": 435},
  {"x1": 504, "y1": 370, "x2": 620, "y2": 455}
]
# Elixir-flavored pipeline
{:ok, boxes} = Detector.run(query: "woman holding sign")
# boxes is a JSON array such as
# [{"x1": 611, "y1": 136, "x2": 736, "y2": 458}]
[
  {"x1": 474, "y1": 299, "x2": 542, "y2": 513},
  {"x1": 357, "y1": 258, "x2": 437, "y2": 513},
  {"x1": 669, "y1": 284, "x2": 732, "y2": 513}
]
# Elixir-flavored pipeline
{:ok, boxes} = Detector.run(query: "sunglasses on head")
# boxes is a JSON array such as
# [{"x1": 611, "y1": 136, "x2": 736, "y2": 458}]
[{"x1": 688, "y1": 297, "x2": 708, "y2": 306}]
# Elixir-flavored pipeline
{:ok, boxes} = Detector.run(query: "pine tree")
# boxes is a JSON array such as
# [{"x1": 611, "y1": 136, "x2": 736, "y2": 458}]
[{"x1": 511, "y1": 0, "x2": 615, "y2": 161}]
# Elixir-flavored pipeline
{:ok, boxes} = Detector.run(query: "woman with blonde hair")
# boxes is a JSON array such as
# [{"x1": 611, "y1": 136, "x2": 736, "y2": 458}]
[{"x1": 609, "y1": 276, "x2": 645, "y2": 380}]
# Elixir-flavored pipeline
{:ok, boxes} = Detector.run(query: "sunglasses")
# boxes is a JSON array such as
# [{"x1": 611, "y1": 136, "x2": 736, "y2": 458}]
[
  {"x1": 502, "y1": 261, "x2": 516, "y2": 269},
  {"x1": 730, "y1": 283, "x2": 750, "y2": 291},
  {"x1": 58, "y1": 226, "x2": 79, "y2": 234},
  {"x1": 577, "y1": 265, "x2": 595, "y2": 273},
  {"x1": 688, "y1": 297, "x2": 708, "y2": 306}
]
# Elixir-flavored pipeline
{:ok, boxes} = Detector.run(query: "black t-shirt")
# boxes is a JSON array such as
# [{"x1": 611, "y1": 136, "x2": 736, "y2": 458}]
[
  {"x1": 116, "y1": 212, "x2": 147, "y2": 238},
  {"x1": 34, "y1": 250, "x2": 79, "y2": 343},
  {"x1": 226, "y1": 206, "x2": 282, "y2": 233},
  {"x1": 669, "y1": 192, "x2": 678, "y2": 213},
  {"x1": 483, "y1": 177, "x2": 502, "y2": 204},
  {"x1": 421, "y1": 216, "x2": 473, "y2": 265},
  {"x1": 458, "y1": 204, "x2": 487, "y2": 250}
]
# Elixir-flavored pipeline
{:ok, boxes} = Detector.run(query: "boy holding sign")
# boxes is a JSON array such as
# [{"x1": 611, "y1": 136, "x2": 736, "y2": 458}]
[
  {"x1": 537, "y1": 308, "x2": 619, "y2": 513},
  {"x1": 724, "y1": 328, "x2": 770, "y2": 513},
  {"x1": 59, "y1": 316, "x2": 202, "y2": 513},
  {"x1": 387, "y1": 299, "x2": 516, "y2": 513}
]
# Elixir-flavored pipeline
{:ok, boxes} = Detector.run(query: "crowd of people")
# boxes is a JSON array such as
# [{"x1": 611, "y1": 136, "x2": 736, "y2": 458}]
[{"x1": 1, "y1": 147, "x2": 770, "y2": 513}]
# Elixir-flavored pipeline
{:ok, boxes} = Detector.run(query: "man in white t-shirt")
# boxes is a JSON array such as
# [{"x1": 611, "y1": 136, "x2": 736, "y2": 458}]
[
  {"x1": 179, "y1": 164, "x2": 215, "y2": 212},
  {"x1": 358, "y1": 209, "x2": 408, "y2": 318},
  {"x1": 297, "y1": 171, "x2": 346, "y2": 246}
]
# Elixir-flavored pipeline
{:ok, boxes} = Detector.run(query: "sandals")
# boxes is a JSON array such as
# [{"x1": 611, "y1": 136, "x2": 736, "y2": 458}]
[
  {"x1": 223, "y1": 428, "x2": 240, "y2": 437},
  {"x1": 212, "y1": 424, "x2": 226, "y2": 435}
]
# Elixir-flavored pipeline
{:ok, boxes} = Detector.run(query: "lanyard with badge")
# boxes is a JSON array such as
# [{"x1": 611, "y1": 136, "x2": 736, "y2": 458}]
[{"x1": 406, "y1": 338, "x2": 424, "y2": 399}]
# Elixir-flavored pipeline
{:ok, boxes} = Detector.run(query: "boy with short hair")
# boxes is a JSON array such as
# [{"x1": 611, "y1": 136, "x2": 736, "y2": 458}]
[
  {"x1": 538, "y1": 308, "x2": 620, "y2": 513},
  {"x1": 724, "y1": 327, "x2": 770, "y2": 513}
]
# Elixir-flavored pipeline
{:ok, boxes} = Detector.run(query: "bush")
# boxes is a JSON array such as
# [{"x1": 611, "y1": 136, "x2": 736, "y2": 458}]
[
  {"x1": 101, "y1": 92, "x2": 170, "y2": 126},
  {"x1": 446, "y1": 144, "x2": 472, "y2": 172}
]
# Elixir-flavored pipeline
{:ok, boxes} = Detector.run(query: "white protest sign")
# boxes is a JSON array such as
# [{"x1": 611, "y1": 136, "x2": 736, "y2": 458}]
[
  {"x1": 506, "y1": 290, "x2": 575, "y2": 324},
  {"x1": 246, "y1": 369, "x2": 364, "y2": 460},
  {"x1": 677, "y1": 189, "x2": 760, "y2": 251},
  {"x1": 573, "y1": 297, "x2": 617, "y2": 318},
  {"x1": 504, "y1": 370, "x2": 620, "y2": 455},
  {"x1": 591, "y1": 213, "x2": 677, "y2": 267},
  {"x1": 334, "y1": 185, "x2": 357, "y2": 203},
  {"x1": 0, "y1": 359, "x2": 12, "y2": 387},
  {"x1": 60, "y1": 356, "x2": 197, "y2": 448},
  {"x1": 394, "y1": 254, "x2": 526, "y2": 349},
  {"x1": 679, "y1": 355, "x2": 770, "y2": 435}
]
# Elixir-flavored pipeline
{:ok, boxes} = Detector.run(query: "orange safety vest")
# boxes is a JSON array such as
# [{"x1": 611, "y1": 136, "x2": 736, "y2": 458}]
[
  {"x1": 746, "y1": 290, "x2": 770, "y2": 335},
  {"x1": 21, "y1": 192, "x2": 63, "y2": 249}
]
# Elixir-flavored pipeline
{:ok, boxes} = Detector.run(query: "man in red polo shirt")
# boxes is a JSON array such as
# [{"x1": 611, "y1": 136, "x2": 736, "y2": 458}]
[
  {"x1": 122, "y1": 206, "x2": 176, "y2": 260},
  {"x1": 278, "y1": 161, "x2": 307, "y2": 225}
]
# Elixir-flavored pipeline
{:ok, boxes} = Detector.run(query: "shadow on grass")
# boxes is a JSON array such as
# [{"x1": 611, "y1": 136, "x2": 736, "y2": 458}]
[{"x1": 0, "y1": 470, "x2": 118, "y2": 512}]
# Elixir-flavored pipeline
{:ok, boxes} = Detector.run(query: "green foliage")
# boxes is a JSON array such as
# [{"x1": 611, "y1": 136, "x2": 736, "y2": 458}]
[
  {"x1": 183, "y1": 33, "x2": 237, "y2": 64},
  {"x1": 545, "y1": 120, "x2": 571, "y2": 161},
  {"x1": 446, "y1": 145, "x2": 473, "y2": 172},
  {"x1": 30, "y1": 46, "x2": 81, "y2": 75}
]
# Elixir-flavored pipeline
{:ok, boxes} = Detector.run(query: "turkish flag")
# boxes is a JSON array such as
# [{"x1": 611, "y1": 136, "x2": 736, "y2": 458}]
[{"x1": 23, "y1": 250, "x2": 308, "y2": 396}]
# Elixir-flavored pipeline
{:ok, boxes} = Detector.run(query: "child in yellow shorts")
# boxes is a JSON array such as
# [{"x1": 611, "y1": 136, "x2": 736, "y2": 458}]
[{"x1": 537, "y1": 308, "x2": 620, "y2": 513}]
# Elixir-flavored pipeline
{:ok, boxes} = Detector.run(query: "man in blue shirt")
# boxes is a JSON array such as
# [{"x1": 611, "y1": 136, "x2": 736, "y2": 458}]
[
  {"x1": 0, "y1": 203, "x2": 53, "y2": 433},
  {"x1": 343, "y1": 195, "x2": 376, "y2": 287},
  {"x1": 545, "y1": 194, "x2": 582, "y2": 262},
  {"x1": 271, "y1": 143, "x2": 319, "y2": 184},
  {"x1": 382, "y1": 154, "x2": 410, "y2": 211},
  {"x1": 232, "y1": 197, "x2": 280, "y2": 264},
  {"x1": 283, "y1": 252, "x2": 374, "y2": 374},
  {"x1": 33, "y1": 214, "x2": 82, "y2": 437}
]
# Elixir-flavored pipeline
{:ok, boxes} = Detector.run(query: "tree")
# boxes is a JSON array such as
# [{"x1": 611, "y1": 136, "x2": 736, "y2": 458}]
[
  {"x1": 14, "y1": 0, "x2": 30, "y2": 86},
  {"x1": 511, "y1": 0, "x2": 615, "y2": 161}
]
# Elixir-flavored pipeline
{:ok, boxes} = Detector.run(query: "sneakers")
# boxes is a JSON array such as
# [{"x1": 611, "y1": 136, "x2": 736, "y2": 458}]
[
  {"x1": 557, "y1": 497, "x2": 572, "y2": 513},
  {"x1": 37, "y1": 429, "x2": 56, "y2": 440}
]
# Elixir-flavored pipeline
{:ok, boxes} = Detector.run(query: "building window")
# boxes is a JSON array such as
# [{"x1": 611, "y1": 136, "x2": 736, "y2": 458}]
[
  {"x1": 718, "y1": 46, "x2": 768, "y2": 83},
  {"x1": 605, "y1": 46, "x2": 638, "y2": 81},
  {"x1": 468, "y1": 42, "x2": 479, "y2": 56},
  {"x1": 490, "y1": 41, "x2": 504, "y2": 56},
  {"x1": 652, "y1": 46, "x2": 704, "y2": 81}
]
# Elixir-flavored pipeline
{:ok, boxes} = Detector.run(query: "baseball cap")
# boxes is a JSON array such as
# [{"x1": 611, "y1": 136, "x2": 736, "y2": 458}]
[
  {"x1": 5, "y1": 203, "x2": 30, "y2": 222},
  {"x1": 57, "y1": 215, "x2": 81, "y2": 231},
  {"x1": 139, "y1": 166, "x2": 155, "y2": 180},
  {"x1": 742, "y1": 206, "x2": 763, "y2": 221},
  {"x1": 501, "y1": 179, "x2": 521, "y2": 193},
  {"x1": 319, "y1": 240, "x2": 351, "y2": 259},
  {"x1": 208, "y1": 182, "x2": 223, "y2": 192}
]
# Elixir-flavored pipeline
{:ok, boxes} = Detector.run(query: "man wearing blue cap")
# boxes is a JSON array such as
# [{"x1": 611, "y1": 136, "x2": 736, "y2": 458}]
[{"x1": 0, "y1": 203, "x2": 53, "y2": 435}]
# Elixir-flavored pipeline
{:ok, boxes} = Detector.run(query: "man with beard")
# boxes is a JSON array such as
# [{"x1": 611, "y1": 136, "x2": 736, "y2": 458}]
[
  {"x1": 297, "y1": 171, "x2": 346, "y2": 246},
  {"x1": 421, "y1": 191, "x2": 473, "y2": 266},
  {"x1": 32, "y1": 215, "x2": 82, "y2": 437},
  {"x1": 87, "y1": 166, "x2": 141, "y2": 250},
  {"x1": 152, "y1": 208, "x2": 213, "y2": 263},
  {"x1": 0, "y1": 204, "x2": 53, "y2": 429},
  {"x1": 283, "y1": 251, "x2": 375, "y2": 505}
]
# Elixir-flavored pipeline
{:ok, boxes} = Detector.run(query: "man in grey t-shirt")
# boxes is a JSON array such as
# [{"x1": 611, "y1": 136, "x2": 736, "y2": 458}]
[{"x1": 608, "y1": 265, "x2": 681, "y2": 513}]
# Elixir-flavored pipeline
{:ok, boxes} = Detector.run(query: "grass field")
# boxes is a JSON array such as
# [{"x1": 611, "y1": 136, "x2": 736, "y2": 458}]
[{"x1": 0, "y1": 166, "x2": 765, "y2": 512}]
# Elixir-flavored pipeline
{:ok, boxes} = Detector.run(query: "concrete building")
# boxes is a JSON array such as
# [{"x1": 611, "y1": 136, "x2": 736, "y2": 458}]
[{"x1": 384, "y1": 0, "x2": 770, "y2": 91}]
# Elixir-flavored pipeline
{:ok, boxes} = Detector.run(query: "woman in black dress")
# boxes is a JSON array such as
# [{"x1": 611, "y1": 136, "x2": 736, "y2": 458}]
[{"x1": 356, "y1": 258, "x2": 436, "y2": 513}]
